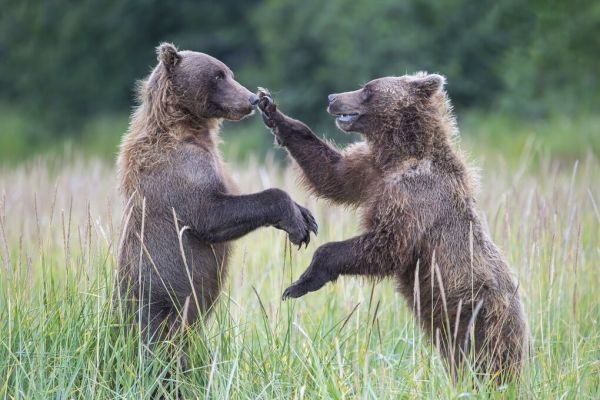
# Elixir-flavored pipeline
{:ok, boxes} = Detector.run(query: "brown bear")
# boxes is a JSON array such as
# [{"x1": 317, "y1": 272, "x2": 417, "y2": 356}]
[
  {"x1": 116, "y1": 43, "x2": 317, "y2": 346},
  {"x1": 256, "y1": 73, "x2": 527, "y2": 382}
]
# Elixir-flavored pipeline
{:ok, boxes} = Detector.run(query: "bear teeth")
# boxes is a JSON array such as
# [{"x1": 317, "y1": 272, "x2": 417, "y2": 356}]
[{"x1": 337, "y1": 114, "x2": 357, "y2": 123}]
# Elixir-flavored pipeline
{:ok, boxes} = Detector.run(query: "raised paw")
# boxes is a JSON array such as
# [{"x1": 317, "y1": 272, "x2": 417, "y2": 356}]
[
  {"x1": 300, "y1": 205, "x2": 318, "y2": 236},
  {"x1": 256, "y1": 88, "x2": 277, "y2": 127},
  {"x1": 257, "y1": 88, "x2": 274, "y2": 111},
  {"x1": 282, "y1": 282, "x2": 308, "y2": 300},
  {"x1": 282, "y1": 263, "x2": 331, "y2": 301},
  {"x1": 284, "y1": 202, "x2": 318, "y2": 249},
  {"x1": 296, "y1": 202, "x2": 318, "y2": 247},
  {"x1": 287, "y1": 220, "x2": 311, "y2": 249}
]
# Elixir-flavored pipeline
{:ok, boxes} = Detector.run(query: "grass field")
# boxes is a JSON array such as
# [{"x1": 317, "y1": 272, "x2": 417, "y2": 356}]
[{"x1": 0, "y1": 141, "x2": 599, "y2": 398}]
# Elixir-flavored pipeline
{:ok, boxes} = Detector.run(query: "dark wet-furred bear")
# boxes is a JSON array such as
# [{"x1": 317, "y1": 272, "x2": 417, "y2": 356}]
[
  {"x1": 116, "y1": 43, "x2": 316, "y2": 346},
  {"x1": 256, "y1": 73, "x2": 527, "y2": 382}
]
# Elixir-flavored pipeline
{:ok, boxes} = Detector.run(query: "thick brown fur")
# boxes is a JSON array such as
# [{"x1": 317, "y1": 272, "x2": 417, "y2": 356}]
[
  {"x1": 116, "y1": 43, "x2": 317, "y2": 350},
  {"x1": 257, "y1": 73, "x2": 527, "y2": 382}
]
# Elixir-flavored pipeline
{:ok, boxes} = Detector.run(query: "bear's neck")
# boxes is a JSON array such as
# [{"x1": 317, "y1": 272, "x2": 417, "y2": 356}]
[
  {"x1": 145, "y1": 101, "x2": 222, "y2": 150},
  {"x1": 367, "y1": 105, "x2": 459, "y2": 171},
  {"x1": 173, "y1": 116, "x2": 222, "y2": 149}
]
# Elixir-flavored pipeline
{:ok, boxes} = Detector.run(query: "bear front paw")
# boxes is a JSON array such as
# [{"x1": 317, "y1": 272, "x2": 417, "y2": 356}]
[
  {"x1": 256, "y1": 87, "x2": 274, "y2": 108},
  {"x1": 282, "y1": 282, "x2": 308, "y2": 300},
  {"x1": 281, "y1": 267, "x2": 331, "y2": 301},
  {"x1": 256, "y1": 88, "x2": 278, "y2": 127}
]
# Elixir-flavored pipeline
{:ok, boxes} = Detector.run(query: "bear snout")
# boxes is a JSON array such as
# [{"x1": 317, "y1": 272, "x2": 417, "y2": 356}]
[{"x1": 249, "y1": 93, "x2": 260, "y2": 106}]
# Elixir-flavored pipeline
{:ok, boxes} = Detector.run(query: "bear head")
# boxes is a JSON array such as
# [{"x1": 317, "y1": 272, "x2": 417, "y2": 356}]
[
  {"x1": 327, "y1": 72, "x2": 448, "y2": 158},
  {"x1": 149, "y1": 43, "x2": 256, "y2": 123}
]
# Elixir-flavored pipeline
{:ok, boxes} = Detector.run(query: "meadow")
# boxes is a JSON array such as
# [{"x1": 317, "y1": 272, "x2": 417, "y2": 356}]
[{"x1": 0, "y1": 127, "x2": 599, "y2": 398}]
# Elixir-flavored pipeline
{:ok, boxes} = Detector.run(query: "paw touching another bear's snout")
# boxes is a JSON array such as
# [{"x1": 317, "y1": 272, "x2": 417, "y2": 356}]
[{"x1": 255, "y1": 88, "x2": 277, "y2": 128}]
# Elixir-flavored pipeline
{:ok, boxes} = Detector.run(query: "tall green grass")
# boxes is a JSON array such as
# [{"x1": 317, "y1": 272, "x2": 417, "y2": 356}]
[{"x1": 0, "y1": 147, "x2": 599, "y2": 398}]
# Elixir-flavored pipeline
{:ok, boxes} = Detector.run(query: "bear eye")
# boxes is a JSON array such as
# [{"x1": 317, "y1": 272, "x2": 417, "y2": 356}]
[{"x1": 215, "y1": 71, "x2": 226, "y2": 81}]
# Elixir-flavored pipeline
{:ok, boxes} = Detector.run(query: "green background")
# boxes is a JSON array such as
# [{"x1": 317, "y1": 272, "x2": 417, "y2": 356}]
[{"x1": 1, "y1": 0, "x2": 598, "y2": 164}]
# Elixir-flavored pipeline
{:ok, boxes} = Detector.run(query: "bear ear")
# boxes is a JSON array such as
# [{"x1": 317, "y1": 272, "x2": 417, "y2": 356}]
[
  {"x1": 157, "y1": 42, "x2": 182, "y2": 72},
  {"x1": 413, "y1": 73, "x2": 446, "y2": 97}
]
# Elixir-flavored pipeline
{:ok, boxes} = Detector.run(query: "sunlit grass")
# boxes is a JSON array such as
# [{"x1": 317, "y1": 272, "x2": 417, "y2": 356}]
[{"x1": 0, "y1": 146, "x2": 599, "y2": 398}]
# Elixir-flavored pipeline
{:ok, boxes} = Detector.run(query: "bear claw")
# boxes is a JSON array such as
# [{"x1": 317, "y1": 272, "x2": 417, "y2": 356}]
[{"x1": 282, "y1": 284, "x2": 304, "y2": 300}]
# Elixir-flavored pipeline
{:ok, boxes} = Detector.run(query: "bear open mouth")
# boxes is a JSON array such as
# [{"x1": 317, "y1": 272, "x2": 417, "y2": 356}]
[{"x1": 335, "y1": 113, "x2": 359, "y2": 123}]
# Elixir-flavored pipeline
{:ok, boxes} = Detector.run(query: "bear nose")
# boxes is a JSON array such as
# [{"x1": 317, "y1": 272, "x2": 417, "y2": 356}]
[
  {"x1": 249, "y1": 94, "x2": 260, "y2": 106},
  {"x1": 327, "y1": 94, "x2": 337, "y2": 104}
]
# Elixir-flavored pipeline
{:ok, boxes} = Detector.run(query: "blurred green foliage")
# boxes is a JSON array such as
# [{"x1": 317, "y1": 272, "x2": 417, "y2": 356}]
[{"x1": 0, "y1": 0, "x2": 598, "y2": 162}]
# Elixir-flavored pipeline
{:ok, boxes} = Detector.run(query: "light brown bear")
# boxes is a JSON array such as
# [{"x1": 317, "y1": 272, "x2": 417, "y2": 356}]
[{"x1": 256, "y1": 73, "x2": 527, "y2": 382}]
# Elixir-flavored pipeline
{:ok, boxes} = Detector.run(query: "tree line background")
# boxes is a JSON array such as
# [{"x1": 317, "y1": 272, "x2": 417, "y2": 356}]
[{"x1": 1, "y1": 0, "x2": 598, "y2": 163}]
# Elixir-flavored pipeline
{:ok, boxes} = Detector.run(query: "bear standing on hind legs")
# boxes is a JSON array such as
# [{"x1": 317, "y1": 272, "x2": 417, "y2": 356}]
[
  {"x1": 116, "y1": 43, "x2": 317, "y2": 350},
  {"x1": 256, "y1": 73, "x2": 527, "y2": 382}
]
